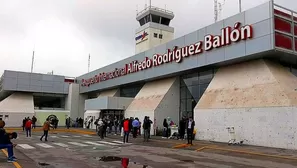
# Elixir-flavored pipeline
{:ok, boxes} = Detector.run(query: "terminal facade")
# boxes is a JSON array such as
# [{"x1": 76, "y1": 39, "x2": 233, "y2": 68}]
[{"x1": 1, "y1": 1, "x2": 297, "y2": 149}]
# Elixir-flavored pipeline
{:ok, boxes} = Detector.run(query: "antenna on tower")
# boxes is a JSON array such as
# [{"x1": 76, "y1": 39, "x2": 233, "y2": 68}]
[
  {"x1": 88, "y1": 54, "x2": 90, "y2": 73},
  {"x1": 145, "y1": 0, "x2": 147, "y2": 8},
  {"x1": 31, "y1": 44, "x2": 35, "y2": 73},
  {"x1": 149, "y1": 0, "x2": 151, "y2": 8},
  {"x1": 214, "y1": 0, "x2": 226, "y2": 22},
  {"x1": 136, "y1": 5, "x2": 138, "y2": 14}
]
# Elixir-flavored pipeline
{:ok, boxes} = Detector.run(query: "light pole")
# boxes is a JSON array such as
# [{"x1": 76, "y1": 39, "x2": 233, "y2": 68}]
[{"x1": 239, "y1": 0, "x2": 242, "y2": 13}]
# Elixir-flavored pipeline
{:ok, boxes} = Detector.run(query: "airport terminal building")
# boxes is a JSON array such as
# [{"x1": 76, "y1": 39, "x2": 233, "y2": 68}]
[{"x1": 1, "y1": 1, "x2": 297, "y2": 149}]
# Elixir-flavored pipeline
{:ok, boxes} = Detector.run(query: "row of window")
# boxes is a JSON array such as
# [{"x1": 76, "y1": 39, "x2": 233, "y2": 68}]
[{"x1": 153, "y1": 33, "x2": 163, "y2": 39}]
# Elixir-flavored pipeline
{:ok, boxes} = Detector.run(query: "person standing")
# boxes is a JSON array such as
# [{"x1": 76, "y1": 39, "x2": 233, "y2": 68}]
[
  {"x1": 132, "y1": 118, "x2": 139, "y2": 138},
  {"x1": 22, "y1": 118, "x2": 27, "y2": 131},
  {"x1": 123, "y1": 118, "x2": 130, "y2": 143},
  {"x1": 179, "y1": 117, "x2": 186, "y2": 140},
  {"x1": 32, "y1": 116, "x2": 37, "y2": 129},
  {"x1": 114, "y1": 117, "x2": 119, "y2": 135},
  {"x1": 97, "y1": 119, "x2": 104, "y2": 139},
  {"x1": 40, "y1": 118, "x2": 50, "y2": 141},
  {"x1": 66, "y1": 117, "x2": 71, "y2": 129},
  {"x1": 162, "y1": 118, "x2": 169, "y2": 139},
  {"x1": 147, "y1": 116, "x2": 153, "y2": 139},
  {"x1": 143, "y1": 116, "x2": 150, "y2": 142},
  {"x1": 25, "y1": 118, "x2": 32, "y2": 137},
  {"x1": 186, "y1": 117, "x2": 195, "y2": 145}
]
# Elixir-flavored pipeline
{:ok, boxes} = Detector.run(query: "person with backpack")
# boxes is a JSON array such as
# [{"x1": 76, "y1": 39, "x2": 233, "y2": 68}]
[{"x1": 0, "y1": 129, "x2": 18, "y2": 162}]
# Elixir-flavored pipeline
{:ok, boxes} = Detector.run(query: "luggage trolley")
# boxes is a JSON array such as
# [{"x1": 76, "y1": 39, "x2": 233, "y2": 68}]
[{"x1": 226, "y1": 127, "x2": 246, "y2": 145}]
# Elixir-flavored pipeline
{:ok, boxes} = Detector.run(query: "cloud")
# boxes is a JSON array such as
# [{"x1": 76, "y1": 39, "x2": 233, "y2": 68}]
[{"x1": 0, "y1": 0, "x2": 296, "y2": 77}]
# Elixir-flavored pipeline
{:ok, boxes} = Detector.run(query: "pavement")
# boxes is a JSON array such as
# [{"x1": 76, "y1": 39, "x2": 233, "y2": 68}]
[{"x1": 1, "y1": 127, "x2": 297, "y2": 168}]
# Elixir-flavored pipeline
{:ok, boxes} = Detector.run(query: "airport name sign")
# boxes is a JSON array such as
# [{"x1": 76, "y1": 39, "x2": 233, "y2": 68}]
[{"x1": 82, "y1": 22, "x2": 253, "y2": 87}]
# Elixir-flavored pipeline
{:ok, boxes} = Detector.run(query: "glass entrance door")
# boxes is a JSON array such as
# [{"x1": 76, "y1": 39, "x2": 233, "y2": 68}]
[{"x1": 100, "y1": 110, "x2": 124, "y2": 120}]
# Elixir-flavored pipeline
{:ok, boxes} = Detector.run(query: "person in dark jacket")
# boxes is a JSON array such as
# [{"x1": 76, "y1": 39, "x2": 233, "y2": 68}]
[
  {"x1": 22, "y1": 118, "x2": 27, "y2": 131},
  {"x1": 162, "y1": 118, "x2": 169, "y2": 138},
  {"x1": 186, "y1": 117, "x2": 195, "y2": 145},
  {"x1": 0, "y1": 129, "x2": 18, "y2": 162},
  {"x1": 32, "y1": 116, "x2": 37, "y2": 129},
  {"x1": 179, "y1": 117, "x2": 186, "y2": 140},
  {"x1": 0, "y1": 118, "x2": 5, "y2": 128}
]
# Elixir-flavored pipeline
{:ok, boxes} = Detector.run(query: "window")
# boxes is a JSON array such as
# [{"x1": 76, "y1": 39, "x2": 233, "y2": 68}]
[
  {"x1": 0, "y1": 115, "x2": 2, "y2": 120},
  {"x1": 154, "y1": 33, "x2": 158, "y2": 38},
  {"x1": 180, "y1": 69, "x2": 216, "y2": 119},
  {"x1": 4, "y1": 115, "x2": 8, "y2": 120},
  {"x1": 159, "y1": 34, "x2": 163, "y2": 39}
]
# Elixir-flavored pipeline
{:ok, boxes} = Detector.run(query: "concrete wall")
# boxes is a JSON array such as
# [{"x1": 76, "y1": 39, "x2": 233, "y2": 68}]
[
  {"x1": 98, "y1": 89, "x2": 119, "y2": 97},
  {"x1": 66, "y1": 83, "x2": 80, "y2": 119},
  {"x1": 0, "y1": 92, "x2": 34, "y2": 127},
  {"x1": 2, "y1": 70, "x2": 69, "y2": 94},
  {"x1": 154, "y1": 77, "x2": 180, "y2": 130},
  {"x1": 78, "y1": 1, "x2": 275, "y2": 94},
  {"x1": 194, "y1": 59, "x2": 297, "y2": 149},
  {"x1": 125, "y1": 77, "x2": 179, "y2": 134}
]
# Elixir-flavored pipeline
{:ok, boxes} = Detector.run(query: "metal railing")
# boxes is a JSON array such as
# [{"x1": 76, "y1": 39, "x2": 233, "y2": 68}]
[{"x1": 137, "y1": 6, "x2": 173, "y2": 16}]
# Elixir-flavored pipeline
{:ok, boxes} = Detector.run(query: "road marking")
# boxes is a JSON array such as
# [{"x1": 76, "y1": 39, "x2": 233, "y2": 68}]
[
  {"x1": 84, "y1": 141, "x2": 106, "y2": 146},
  {"x1": 53, "y1": 143, "x2": 69, "y2": 148},
  {"x1": 97, "y1": 141, "x2": 120, "y2": 146},
  {"x1": 68, "y1": 142, "x2": 89, "y2": 147},
  {"x1": 50, "y1": 136, "x2": 58, "y2": 138},
  {"x1": 73, "y1": 135, "x2": 81, "y2": 138},
  {"x1": 198, "y1": 146, "x2": 297, "y2": 161},
  {"x1": 1, "y1": 149, "x2": 22, "y2": 168},
  {"x1": 18, "y1": 144, "x2": 35, "y2": 149},
  {"x1": 60, "y1": 135, "x2": 70, "y2": 138},
  {"x1": 112, "y1": 140, "x2": 124, "y2": 144},
  {"x1": 36, "y1": 143, "x2": 54, "y2": 148},
  {"x1": 83, "y1": 135, "x2": 91, "y2": 137},
  {"x1": 112, "y1": 140, "x2": 132, "y2": 145},
  {"x1": 172, "y1": 144, "x2": 191, "y2": 149}
]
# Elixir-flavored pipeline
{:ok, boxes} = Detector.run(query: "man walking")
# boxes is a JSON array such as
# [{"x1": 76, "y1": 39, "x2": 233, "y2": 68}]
[
  {"x1": 186, "y1": 117, "x2": 195, "y2": 145},
  {"x1": 40, "y1": 118, "x2": 50, "y2": 141}
]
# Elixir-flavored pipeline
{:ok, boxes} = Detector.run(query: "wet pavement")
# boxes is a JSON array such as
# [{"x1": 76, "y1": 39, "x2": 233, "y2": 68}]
[{"x1": 1, "y1": 129, "x2": 297, "y2": 168}]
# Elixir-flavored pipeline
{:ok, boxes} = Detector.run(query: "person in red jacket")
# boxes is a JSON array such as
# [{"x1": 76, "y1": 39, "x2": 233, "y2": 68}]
[
  {"x1": 123, "y1": 118, "x2": 130, "y2": 143},
  {"x1": 25, "y1": 119, "x2": 32, "y2": 137}
]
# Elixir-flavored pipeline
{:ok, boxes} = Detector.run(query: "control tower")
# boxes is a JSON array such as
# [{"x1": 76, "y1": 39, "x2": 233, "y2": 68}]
[{"x1": 135, "y1": 4, "x2": 175, "y2": 54}]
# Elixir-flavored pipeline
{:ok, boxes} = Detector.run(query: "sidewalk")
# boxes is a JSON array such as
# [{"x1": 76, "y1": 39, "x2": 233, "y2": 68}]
[{"x1": 0, "y1": 150, "x2": 13, "y2": 168}]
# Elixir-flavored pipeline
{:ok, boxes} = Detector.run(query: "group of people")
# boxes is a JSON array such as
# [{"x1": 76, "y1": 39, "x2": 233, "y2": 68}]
[
  {"x1": 179, "y1": 116, "x2": 195, "y2": 145},
  {"x1": 65, "y1": 117, "x2": 84, "y2": 129},
  {"x1": 94, "y1": 116, "x2": 120, "y2": 139},
  {"x1": 122, "y1": 116, "x2": 153, "y2": 143},
  {"x1": 0, "y1": 118, "x2": 18, "y2": 162},
  {"x1": 22, "y1": 116, "x2": 37, "y2": 137}
]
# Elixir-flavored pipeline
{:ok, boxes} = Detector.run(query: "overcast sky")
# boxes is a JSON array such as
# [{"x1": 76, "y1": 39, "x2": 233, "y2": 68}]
[{"x1": 0, "y1": 0, "x2": 295, "y2": 77}]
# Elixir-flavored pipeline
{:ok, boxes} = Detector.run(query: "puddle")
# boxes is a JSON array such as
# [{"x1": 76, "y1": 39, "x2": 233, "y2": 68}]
[
  {"x1": 97, "y1": 156, "x2": 122, "y2": 162},
  {"x1": 38, "y1": 162, "x2": 50, "y2": 166},
  {"x1": 95, "y1": 156, "x2": 151, "y2": 167}
]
